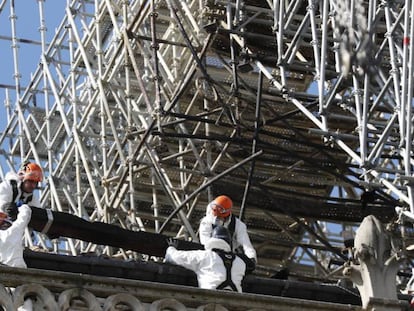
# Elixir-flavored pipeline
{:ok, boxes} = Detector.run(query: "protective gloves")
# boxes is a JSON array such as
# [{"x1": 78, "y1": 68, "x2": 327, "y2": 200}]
[
  {"x1": 237, "y1": 252, "x2": 256, "y2": 273},
  {"x1": 3, "y1": 202, "x2": 18, "y2": 221},
  {"x1": 167, "y1": 237, "x2": 179, "y2": 249}
]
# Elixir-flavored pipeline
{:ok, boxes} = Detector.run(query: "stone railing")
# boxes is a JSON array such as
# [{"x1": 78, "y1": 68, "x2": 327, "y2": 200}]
[
  {"x1": 0, "y1": 265, "x2": 402, "y2": 310},
  {"x1": 0, "y1": 266, "x2": 407, "y2": 311}
]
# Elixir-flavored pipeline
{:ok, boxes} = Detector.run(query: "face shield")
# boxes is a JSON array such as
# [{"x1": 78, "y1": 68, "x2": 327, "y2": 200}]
[{"x1": 210, "y1": 203, "x2": 231, "y2": 218}]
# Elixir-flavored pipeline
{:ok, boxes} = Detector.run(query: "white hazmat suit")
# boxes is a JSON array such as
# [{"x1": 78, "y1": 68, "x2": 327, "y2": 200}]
[
  {"x1": 165, "y1": 237, "x2": 247, "y2": 292},
  {"x1": 199, "y1": 212, "x2": 257, "y2": 262},
  {"x1": 0, "y1": 172, "x2": 41, "y2": 213},
  {"x1": 0, "y1": 204, "x2": 33, "y2": 310},
  {"x1": 0, "y1": 204, "x2": 32, "y2": 268}
]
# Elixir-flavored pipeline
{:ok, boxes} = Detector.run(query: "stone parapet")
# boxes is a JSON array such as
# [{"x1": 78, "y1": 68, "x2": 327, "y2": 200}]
[{"x1": 0, "y1": 265, "x2": 364, "y2": 310}]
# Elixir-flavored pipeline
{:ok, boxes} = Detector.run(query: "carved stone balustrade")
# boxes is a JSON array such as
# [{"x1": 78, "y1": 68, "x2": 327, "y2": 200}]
[{"x1": 0, "y1": 265, "x2": 367, "y2": 311}]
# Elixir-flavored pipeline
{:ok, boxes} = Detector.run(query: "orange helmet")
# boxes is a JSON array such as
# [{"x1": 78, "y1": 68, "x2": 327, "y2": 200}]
[
  {"x1": 210, "y1": 195, "x2": 232, "y2": 218},
  {"x1": 19, "y1": 162, "x2": 43, "y2": 182}
]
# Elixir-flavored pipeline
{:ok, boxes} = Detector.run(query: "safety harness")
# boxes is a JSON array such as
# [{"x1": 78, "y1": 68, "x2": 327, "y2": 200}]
[
  {"x1": 10, "y1": 179, "x2": 53, "y2": 235},
  {"x1": 213, "y1": 248, "x2": 238, "y2": 291},
  {"x1": 227, "y1": 214, "x2": 236, "y2": 237},
  {"x1": 10, "y1": 180, "x2": 33, "y2": 205}
]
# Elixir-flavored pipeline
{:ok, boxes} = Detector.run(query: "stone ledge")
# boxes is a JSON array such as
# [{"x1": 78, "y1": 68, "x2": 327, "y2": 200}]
[{"x1": 0, "y1": 265, "x2": 364, "y2": 310}]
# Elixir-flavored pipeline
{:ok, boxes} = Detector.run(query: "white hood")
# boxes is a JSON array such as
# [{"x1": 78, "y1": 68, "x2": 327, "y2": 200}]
[{"x1": 204, "y1": 237, "x2": 231, "y2": 252}]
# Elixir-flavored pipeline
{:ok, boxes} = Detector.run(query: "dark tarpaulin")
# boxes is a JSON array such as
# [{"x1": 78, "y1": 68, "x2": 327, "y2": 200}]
[
  {"x1": 28, "y1": 206, "x2": 203, "y2": 257},
  {"x1": 23, "y1": 249, "x2": 363, "y2": 306}
]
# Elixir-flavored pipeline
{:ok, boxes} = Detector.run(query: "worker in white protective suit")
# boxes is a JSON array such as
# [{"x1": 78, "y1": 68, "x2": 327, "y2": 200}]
[
  {"x1": 199, "y1": 195, "x2": 257, "y2": 270},
  {"x1": 0, "y1": 161, "x2": 43, "y2": 219},
  {"x1": 0, "y1": 204, "x2": 33, "y2": 311},
  {"x1": 0, "y1": 204, "x2": 32, "y2": 267},
  {"x1": 165, "y1": 226, "x2": 247, "y2": 292}
]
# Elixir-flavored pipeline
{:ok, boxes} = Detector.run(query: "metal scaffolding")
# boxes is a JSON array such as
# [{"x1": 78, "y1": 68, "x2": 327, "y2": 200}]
[{"x1": 0, "y1": 0, "x2": 413, "y2": 283}]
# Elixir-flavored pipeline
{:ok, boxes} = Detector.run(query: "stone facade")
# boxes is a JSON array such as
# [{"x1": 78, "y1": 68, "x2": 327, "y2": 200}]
[{"x1": 0, "y1": 265, "x2": 366, "y2": 311}]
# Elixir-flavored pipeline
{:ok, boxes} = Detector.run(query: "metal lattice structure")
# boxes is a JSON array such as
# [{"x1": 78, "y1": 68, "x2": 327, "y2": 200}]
[{"x1": 1, "y1": 0, "x2": 414, "y2": 284}]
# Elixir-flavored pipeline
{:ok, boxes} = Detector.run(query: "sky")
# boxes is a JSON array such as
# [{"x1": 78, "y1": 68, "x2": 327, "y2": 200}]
[
  {"x1": 0, "y1": 0, "x2": 66, "y2": 176},
  {"x1": 0, "y1": 0, "x2": 66, "y2": 126}
]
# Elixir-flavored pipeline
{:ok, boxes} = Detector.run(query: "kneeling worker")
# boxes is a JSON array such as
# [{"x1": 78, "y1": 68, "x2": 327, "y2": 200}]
[
  {"x1": 165, "y1": 226, "x2": 248, "y2": 292},
  {"x1": 199, "y1": 195, "x2": 257, "y2": 270}
]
